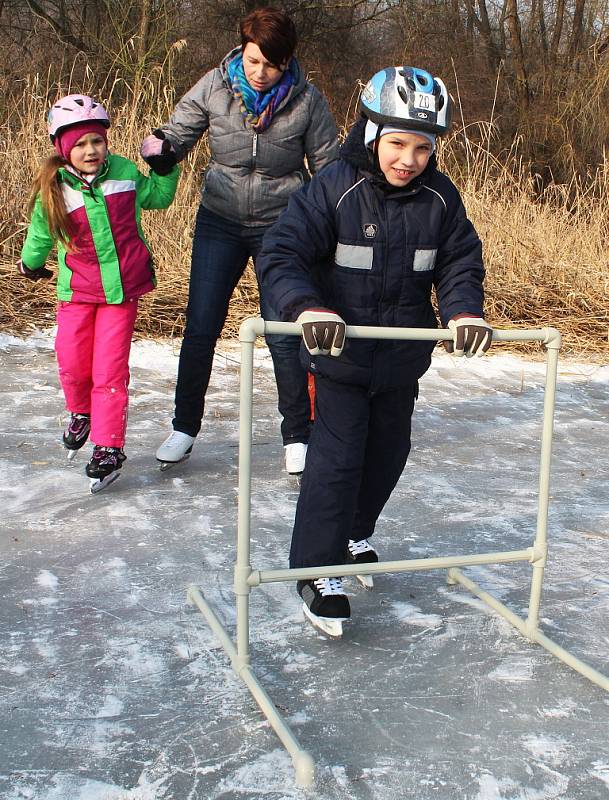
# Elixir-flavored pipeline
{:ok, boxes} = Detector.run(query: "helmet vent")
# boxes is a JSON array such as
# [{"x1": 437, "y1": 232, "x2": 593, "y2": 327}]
[{"x1": 397, "y1": 85, "x2": 409, "y2": 105}]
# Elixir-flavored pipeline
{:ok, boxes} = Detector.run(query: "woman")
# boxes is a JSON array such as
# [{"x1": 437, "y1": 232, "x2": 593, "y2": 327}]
[{"x1": 141, "y1": 7, "x2": 339, "y2": 473}]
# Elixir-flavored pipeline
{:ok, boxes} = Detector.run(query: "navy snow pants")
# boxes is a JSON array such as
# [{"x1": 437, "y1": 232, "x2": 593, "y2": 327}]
[{"x1": 290, "y1": 374, "x2": 418, "y2": 569}]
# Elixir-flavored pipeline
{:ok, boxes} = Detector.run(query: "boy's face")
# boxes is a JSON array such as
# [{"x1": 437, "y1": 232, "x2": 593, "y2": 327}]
[
  {"x1": 376, "y1": 131, "x2": 433, "y2": 187},
  {"x1": 69, "y1": 132, "x2": 108, "y2": 175}
]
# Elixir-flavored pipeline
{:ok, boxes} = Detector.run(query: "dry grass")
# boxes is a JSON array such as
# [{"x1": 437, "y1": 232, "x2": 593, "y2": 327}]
[{"x1": 1, "y1": 72, "x2": 608, "y2": 358}]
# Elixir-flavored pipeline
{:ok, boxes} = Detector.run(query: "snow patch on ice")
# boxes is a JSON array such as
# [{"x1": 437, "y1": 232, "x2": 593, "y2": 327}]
[
  {"x1": 210, "y1": 748, "x2": 299, "y2": 797},
  {"x1": 36, "y1": 570, "x2": 58, "y2": 591},
  {"x1": 389, "y1": 601, "x2": 443, "y2": 628},
  {"x1": 489, "y1": 656, "x2": 535, "y2": 682},
  {"x1": 591, "y1": 761, "x2": 609, "y2": 788},
  {"x1": 539, "y1": 697, "x2": 578, "y2": 718},
  {"x1": 521, "y1": 734, "x2": 568, "y2": 766},
  {"x1": 283, "y1": 650, "x2": 316, "y2": 674},
  {"x1": 474, "y1": 770, "x2": 569, "y2": 800},
  {"x1": 97, "y1": 694, "x2": 124, "y2": 718}
]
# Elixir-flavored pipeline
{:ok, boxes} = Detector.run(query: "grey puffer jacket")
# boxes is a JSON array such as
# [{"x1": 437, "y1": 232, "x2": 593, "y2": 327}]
[{"x1": 158, "y1": 47, "x2": 339, "y2": 227}]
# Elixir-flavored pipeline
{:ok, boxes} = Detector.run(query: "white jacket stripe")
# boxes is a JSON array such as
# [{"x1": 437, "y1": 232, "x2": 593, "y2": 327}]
[
  {"x1": 336, "y1": 177, "x2": 366, "y2": 210},
  {"x1": 101, "y1": 179, "x2": 137, "y2": 197}
]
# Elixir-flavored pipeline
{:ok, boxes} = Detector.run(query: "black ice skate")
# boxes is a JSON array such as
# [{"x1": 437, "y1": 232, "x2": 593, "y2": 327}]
[
  {"x1": 86, "y1": 446, "x2": 126, "y2": 493},
  {"x1": 346, "y1": 538, "x2": 378, "y2": 589},
  {"x1": 297, "y1": 577, "x2": 350, "y2": 639},
  {"x1": 62, "y1": 413, "x2": 91, "y2": 460}
]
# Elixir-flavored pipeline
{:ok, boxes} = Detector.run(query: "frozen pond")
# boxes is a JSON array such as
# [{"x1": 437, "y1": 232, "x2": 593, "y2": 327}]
[{"x1": 1, "y1": 331, "x2": 609, "y2": 799}]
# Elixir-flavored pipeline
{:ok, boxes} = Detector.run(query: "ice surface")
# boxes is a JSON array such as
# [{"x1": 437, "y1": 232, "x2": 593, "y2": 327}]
[{"x1": 1, "y1": 332, "x2": 609, "y2": 799}]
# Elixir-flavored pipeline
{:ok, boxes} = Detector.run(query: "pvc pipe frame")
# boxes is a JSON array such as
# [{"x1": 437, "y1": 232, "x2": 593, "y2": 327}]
[{"x1": 187, "y1": 320, "x2": 609, "y2": 788}]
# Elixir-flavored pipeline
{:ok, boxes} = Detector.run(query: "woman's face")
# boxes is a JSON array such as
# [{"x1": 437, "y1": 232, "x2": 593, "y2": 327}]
[{"x1": 242, "y1": 42, "x2": 286, "y2": 92}]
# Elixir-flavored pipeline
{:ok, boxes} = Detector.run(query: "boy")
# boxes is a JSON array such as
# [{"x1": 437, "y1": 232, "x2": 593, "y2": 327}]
[{"x1": 256, "y1": 66, "x2": 492, "y2": 637}]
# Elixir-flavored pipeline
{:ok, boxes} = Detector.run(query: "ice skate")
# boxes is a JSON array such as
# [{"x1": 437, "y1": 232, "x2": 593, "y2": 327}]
[
  {"x1": 62, "y1": 413, "x2": 91, "y2": 460},
  {"x1": 347, "y1": 538, "x2": 378, "y2": 590},
  {"x1": 86, "y1": 446, "x2": 126, "y2": 494},
  {"x1": 156, "y1": 430, "x2": 195, "y2": 471},
  {"x1": 284, "y1": 442, "x2": 307, "y2": 475},
  {"x1": 297, "y1": 577, "x2": 350, "y2": 639}
]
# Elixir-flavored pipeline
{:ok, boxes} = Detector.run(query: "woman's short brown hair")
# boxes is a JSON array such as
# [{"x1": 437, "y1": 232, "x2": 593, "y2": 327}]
[{"x1": 240, "y1": 7, "x2": 297, "y2": 68}]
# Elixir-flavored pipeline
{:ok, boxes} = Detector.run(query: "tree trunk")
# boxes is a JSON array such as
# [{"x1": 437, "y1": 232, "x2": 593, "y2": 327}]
[{"x1": 504, "y1": 0, "x2": 530, "y2": 112}]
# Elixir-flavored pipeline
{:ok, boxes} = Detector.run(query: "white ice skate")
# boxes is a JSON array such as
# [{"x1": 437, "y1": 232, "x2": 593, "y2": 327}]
[
  {"x1": 347, "y1": 538, "x2": 378, "y2": 590},
  {"x1": 156, "y1": 431, "x2": 195, "y2": 471},
  {"x1": 298, "y1": 577, "x2": 350, "y2": 639}
]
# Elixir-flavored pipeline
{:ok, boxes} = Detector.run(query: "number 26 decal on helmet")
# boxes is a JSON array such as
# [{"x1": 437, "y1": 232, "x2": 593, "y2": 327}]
[{"x1": 360, "y1": 66, "x2": 452, "y2": 136}]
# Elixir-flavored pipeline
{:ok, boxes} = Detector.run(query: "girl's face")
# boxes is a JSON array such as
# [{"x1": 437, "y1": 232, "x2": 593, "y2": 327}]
[
  {"x1": 376, "y1": 131, "x2": 433, "y2": 187},
  {"x1": 69, "y1": 132, "x2": 108, "y2": 174},
  {"x1": 242, "y1": 42, "x2": 286, "y2": 92}
]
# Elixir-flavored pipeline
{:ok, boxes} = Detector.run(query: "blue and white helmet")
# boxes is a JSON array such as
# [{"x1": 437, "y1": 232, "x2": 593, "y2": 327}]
[{"x1": 360, "y1": 66, "x2": 451, "y2": 136}]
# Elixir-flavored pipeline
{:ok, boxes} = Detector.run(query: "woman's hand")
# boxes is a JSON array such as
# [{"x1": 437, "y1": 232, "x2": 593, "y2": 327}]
[{"x1": 140, "y1": 131, "x2": 177, "y2": 176}]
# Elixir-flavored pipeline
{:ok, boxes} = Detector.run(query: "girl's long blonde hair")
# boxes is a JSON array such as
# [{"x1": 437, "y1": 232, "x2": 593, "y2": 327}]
[{"x1": 28, "y1": 155, "x2": 74, "y2": 250}]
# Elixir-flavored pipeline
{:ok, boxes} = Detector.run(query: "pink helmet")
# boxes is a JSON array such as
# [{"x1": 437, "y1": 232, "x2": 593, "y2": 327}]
[{"x1": 47, "y1": 94, "x2": 110, "y2": 141}]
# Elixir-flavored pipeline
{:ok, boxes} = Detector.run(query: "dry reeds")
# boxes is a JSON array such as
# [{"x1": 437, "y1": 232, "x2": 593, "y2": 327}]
[{"x1": 1, "y1": 71, "x2": 608, "y2": 358}]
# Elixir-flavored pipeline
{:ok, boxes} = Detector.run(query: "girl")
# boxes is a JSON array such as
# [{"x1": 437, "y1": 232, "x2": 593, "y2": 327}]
[
  {"x1": 140, "y1": 6, "x2": 338, "y2": 474},
  {"x1": 256, "y1": 66, "x2": 493, "y2": 637},
  {"x1": 19, "y1": 94, "x2": 179, "y2": 492}
]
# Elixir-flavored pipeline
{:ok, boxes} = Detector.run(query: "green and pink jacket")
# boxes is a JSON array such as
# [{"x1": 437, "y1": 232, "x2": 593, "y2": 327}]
[{"x1": 21, "y1": 154, "x2": 179, "y2": 304}]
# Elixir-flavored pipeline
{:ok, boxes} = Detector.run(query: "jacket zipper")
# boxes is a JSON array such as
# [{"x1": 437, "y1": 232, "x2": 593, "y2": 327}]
[{"x1": 249, "y1": 132, "x2": 258, "y2": 220}]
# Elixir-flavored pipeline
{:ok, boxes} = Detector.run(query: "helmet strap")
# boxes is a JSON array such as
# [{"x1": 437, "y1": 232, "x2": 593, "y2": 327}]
[{"x1": 369, "y1": 122, "x2": 384, "y2": 172}]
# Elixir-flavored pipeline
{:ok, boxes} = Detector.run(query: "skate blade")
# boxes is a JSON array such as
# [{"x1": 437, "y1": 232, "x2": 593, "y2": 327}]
[
  {"x1": 356, "y1": 574, "x2": 374, "y2": 590},
  {"x1": 302, "y1": 603, "x2": 347, "y2": 640},
  {"x1": 158, "y1": 453, "x2": 191, "y2": 472},
  {"x1": 89, "y1": 471, "x2": 121, "y2": 494},
  {"x1": 66, "y1": 448, "x2": 78, "y2": 461}
]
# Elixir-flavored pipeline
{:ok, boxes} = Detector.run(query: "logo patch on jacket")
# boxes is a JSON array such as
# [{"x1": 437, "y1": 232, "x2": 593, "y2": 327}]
[{"x1": 363, "y1": 223, "x2": 377, "y2": 239}]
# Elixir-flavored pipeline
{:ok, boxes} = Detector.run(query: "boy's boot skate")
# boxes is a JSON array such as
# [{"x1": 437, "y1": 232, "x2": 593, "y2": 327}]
[
  {"x1": 297, "y1": 577, "x2": 350, "y2": 639},
  {"x1": 346, "y1": 538, "x2": 378, "y2": 590},
  {"x1": 156, "y1": 431, "x2": 195, "y2": 471},
  {"x1": 86, "y1": 446, "x2": 126, "y2": 493},
  {"x1": 62, "y1": 413, "x2": 91, "y2": 460}
]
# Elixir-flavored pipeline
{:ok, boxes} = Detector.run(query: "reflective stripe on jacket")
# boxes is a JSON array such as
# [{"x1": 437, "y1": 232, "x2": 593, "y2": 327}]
[{"x1": 256, "y1": 119, "x2": 485, "y2": 389}]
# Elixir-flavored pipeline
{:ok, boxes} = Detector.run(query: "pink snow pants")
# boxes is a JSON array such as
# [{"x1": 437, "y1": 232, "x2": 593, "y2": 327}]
[{"x1": 55, "y1": 300, "x2": 139, "y2": 448}]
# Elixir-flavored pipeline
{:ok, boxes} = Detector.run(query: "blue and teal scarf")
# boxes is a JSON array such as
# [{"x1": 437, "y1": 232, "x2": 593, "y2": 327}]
[{"x1": 227, "y1": 51, "x2": 297, "y2": 132}]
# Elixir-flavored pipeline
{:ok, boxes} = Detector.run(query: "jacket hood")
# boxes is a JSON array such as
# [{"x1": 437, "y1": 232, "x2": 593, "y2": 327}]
[
  {"x1": 340, "y1": 116, "x2": 438, "y2": 195},
  {"x1": 219, "y1": 46, "x2": 305, "y2": 101}
]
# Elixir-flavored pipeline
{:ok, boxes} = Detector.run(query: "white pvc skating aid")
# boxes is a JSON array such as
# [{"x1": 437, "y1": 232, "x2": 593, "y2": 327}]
[{"x1": 186, "y1": 318, "x2": 609, "y2": 788}]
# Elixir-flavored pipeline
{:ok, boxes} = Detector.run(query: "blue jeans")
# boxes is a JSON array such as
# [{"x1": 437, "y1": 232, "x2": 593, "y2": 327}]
[{"x1": 173, "y1": 205, "x2": 311, "y2": 443}]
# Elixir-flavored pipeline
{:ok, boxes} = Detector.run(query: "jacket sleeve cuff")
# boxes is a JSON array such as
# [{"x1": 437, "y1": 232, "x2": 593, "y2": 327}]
[{"x1": 282, "y1": 297, "x2": 325, "y2": 322}]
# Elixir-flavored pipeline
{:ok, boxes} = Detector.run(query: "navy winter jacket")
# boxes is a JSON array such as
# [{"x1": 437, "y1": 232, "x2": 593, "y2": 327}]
[{"x1": 256, "y1": 118, "x2": 485, "y2": 389}]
